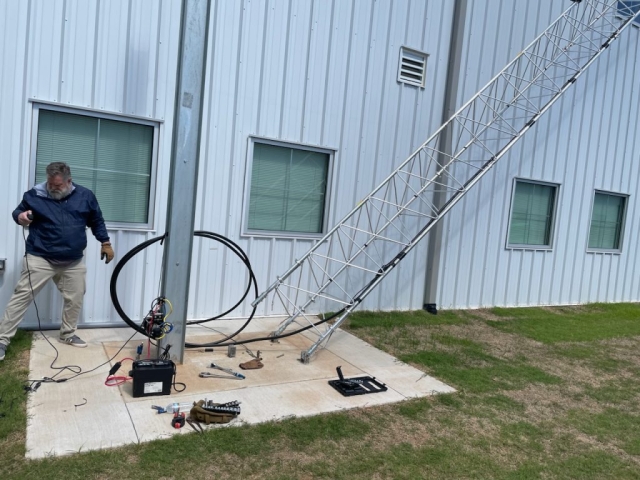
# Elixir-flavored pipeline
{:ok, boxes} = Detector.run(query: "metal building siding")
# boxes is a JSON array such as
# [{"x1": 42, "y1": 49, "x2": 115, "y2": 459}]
[
  {"x1": 436, "y1": 0, "x2": 640, "y2": 309},
  {"x1": 0, "y1": 1, "x2": 31, "y2": 323},
  {"x1": 0, "y1": 0, "x2": 45, "y2": 327},
  {"x1": 189, "y1": 0, "x2": 455, "y2": 319},
  {"x1": 0, "y1": 0, "x2": 182, "y2": 328}
]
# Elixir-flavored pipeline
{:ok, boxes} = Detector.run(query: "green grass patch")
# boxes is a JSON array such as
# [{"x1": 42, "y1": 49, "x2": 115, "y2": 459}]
[
  {"x1": 346, "y1": 309, "x2": 469, "y2": 329},
  {"x1": 586, "y1": 380, "x2": 640, "y2": 405},
  {"x1": 488, "y1": 303, "x2": 640, "y2": 343},
  {"x1": 1, "y1": 329, "x2": 32, "y2": 360},
  {"x1": 555, "y1": 343, "x2": 599, "y2": 360},
  {"x1": 0, "y1": 375, "x2": 27, "y2": 440},
  {"x1": 569, "y1": 408, "x2": 640, "y2": 456},
  {"x1": 478, "y1": 393, "x2": 526, "y2": 414},
  {"x1": 553, "y1": 343, "x2": 632, "y2": 373},
  {"x1": 504, "y1": 450, "x2": 638, "y2": 480},
  {"x1": 308, "y1": 441, "x2": 503, "y2": 480},
  {"x1": 500, "y1": 421, "x2": 545, "y2": 452},
  {"x1": 139, "y1": 411, "x2": 371, "y2": 463},
  {"x1": 590, "y1": 356, "x2": 631, "y2": 372},
  {"x1": 401, "y1": 336, "x2": 561, "y2": 394},
  {"x1": 401, "y1": 349, "x2": 560, "y2": 393},
  {"x1": 5, "y1": 307, "x2": 640, "y2": 479},
  {"x1": 460, "y1": 393, "x2": 526, "y2": 421},
  {"x1": 0, "y1": 330, "x2": 31, "y2": 441},
  {"x1": 436, "y1": 392, "x2": 464, "y2": 409},
  {"x1": 396, "y1": 397, "x2": 432, "y2": 419},
  {"x1": 430, "y1": 334, "x2": 498, "y2": 363},
  {"x1": 0, "y1": 330, "x2": 32, "y2": 478}
]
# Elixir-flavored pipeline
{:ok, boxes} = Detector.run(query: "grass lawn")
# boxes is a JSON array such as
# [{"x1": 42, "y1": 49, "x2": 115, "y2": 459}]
[{"x1": 2, "y1": 304, "x2": 640, "y2": 479}]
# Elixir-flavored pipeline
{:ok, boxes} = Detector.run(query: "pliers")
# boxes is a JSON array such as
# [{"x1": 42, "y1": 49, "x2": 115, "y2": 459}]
[{"x1": 186, "y1": 416, "x2": 204, "y2": 433}]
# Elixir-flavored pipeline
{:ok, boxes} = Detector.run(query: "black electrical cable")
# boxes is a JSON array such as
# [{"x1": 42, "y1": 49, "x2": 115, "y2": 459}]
[
  {"x1": 184, "y1": 231, "x2": 259, "y2": 347},
  {"x1": 186, "y1": 232, "x2": 255, "y2": 325},
  {"x1": 189, "y1": 308, "x2": 346, "y2": 347},
  {"x1": 110, "y1": 234, "x2": 168, "y2": 337},
  {"x1": 109, "y1": 231, "x2": 258, "y2": 344},
  {"x1": 159, "y1": 344, "x2": 186, "y2": 392},
  {"x1": 109, "y1": 230, "x2": 349, "y2": 348}
]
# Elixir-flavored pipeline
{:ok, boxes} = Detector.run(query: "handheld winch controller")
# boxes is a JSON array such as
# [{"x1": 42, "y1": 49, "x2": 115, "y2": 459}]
[{"x1": 129, "y1": 359, "x2": 174, "y2": 398}]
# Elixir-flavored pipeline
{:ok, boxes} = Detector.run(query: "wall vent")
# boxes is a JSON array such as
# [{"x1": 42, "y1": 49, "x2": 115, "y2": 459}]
[{"x1": 397, "y1": 47, "x2": 428, "y2": 88}]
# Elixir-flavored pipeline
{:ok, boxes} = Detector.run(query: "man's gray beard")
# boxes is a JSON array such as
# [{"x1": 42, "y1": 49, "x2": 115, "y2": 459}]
[{"x1": 48, "y1": 187, "x2": 70, "y2": 200}]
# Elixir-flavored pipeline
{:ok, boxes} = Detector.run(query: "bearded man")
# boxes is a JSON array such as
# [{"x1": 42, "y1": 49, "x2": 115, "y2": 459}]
[{"x1": 0, "y1": 162, "x2": 115, "y2": 361}]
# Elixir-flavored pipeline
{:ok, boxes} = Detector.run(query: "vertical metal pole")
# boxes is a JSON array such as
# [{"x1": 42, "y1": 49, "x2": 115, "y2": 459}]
[
  {"x1": 423, "y1": 0, "x2": 467, "y2": 313},
  {"x1": 159, "y1": 0, "x2": 211, "y2": 363}
]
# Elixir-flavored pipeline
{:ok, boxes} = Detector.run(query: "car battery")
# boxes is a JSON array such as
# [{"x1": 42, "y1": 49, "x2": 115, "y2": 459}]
[{"x1": 129, "y1": 359, "x2": 175, "y2": 398}]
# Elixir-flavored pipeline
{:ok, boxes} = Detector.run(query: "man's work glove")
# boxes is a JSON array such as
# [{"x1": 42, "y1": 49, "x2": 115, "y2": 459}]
[{"x1": 101, "y1": 242, "x2": 115, "y2": 264}]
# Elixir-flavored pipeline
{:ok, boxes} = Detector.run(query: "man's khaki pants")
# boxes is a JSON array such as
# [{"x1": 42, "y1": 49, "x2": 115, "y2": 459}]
[{"x1": 0, "y1": 254, "x2": 86, "y2": 346}]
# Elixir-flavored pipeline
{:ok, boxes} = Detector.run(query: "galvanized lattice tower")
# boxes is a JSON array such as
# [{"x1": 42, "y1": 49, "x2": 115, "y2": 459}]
[{"x1": 252, "y1": 0, "x2": 639, "y2": 362}]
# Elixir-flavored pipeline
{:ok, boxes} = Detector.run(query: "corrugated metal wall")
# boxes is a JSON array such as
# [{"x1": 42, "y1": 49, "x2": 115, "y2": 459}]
[
  {"x1": 0, "y1": 0, "x2": 182, "y2": 328},
  {"x1": 5, "y1": 0, "x2": 635, "y2": 325},
  {"x1": 189, "y1": 0, "x2": 455, "y2": 318},
  {"x1": 0, "y1": 0, "x2": 455, "y2": 327},
  {"x1": 436, "y1": 0, "x2": 640, "y2": 308}
]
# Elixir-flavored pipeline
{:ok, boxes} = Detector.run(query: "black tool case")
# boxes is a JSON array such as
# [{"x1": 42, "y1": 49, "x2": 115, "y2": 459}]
[{"x1": 328, "y1": 366, "x2": 388, "y2": 397}]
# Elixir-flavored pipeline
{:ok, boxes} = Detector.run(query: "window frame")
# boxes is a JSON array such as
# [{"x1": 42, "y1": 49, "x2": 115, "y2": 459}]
[
  {"x1": 505, "y1": 178, "x2": 560, "y2": 251},
  {"x1": 586, "y1": 189, "x2": 629, "y2": 254},
  {"x1": 29, "y1": 101, "x2": 161, "y2": 231},
  {"x1": 241, "y1": 136, "x2": 335, "y2": 239}
]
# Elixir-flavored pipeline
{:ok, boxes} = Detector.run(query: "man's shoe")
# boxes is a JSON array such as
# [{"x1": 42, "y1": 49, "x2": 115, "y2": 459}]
[
  {"x1": 0, "y1": 343, "x2": 6, "y2": 361},
  {"x1": 58, "y1": 335, "x2": 87, "y2": 348}
]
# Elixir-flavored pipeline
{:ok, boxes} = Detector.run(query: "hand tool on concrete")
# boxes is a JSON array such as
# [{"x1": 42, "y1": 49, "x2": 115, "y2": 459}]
[
  {"x1": 209, "y1": 362, "x2": 245, "y2": 379},
  {"x1": 198, "y1": 372, "x2": 243, "y2": 380}
]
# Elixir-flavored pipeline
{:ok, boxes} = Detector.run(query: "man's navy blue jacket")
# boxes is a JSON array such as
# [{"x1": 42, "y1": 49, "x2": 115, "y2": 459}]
[{"x1": 12, "y1": 182, "x2": 110, "y2": 261}]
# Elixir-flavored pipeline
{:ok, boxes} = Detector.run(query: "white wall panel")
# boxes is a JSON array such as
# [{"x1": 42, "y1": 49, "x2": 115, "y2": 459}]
[
  {"x1": 93, "y1": 0, "x2": 129, "y2": 112},
  {"x1": 436, "y1": 0, "x2": 640, "y2": 309},
  {"x1": 0, "y1": 0, "x2": 32, "y2": 324},
  {"x1": 191, "y1": 0, "x2": 455, "y2": 319},
  {"x1": 60, "y1": 0, "x2": 97, "y2": 107},
  {"x1": 124, "y1": 0, "x2": 162, "y2": 116},
  {"x1": 301, "y1": 1, "x2": 332, "y2": 146},
  {"x1": 0, "y1": 0, "x2": 181, "y2": 329}
]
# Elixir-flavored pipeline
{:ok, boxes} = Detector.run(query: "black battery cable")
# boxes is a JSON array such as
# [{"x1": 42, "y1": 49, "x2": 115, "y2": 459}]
[{"x1": 109, "y1": 230, "x2": 347, "y2": 347}]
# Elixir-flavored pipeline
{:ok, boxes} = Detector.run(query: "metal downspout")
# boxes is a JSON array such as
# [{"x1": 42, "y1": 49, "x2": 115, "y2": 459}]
[{"x1": 423, "y1": 0, "x2": 467, "y2": 314}]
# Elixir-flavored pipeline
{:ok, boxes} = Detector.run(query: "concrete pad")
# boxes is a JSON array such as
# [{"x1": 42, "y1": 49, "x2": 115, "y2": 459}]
[
  {"x1": 24, "y1": 318, "x2": 454, "y2": 459},
  {"x1": 27, "y1": 397, "x2": 138, "y2": 457},
  {"x1": 26, "y1": 332, "x2": 140, "y2": 458}
]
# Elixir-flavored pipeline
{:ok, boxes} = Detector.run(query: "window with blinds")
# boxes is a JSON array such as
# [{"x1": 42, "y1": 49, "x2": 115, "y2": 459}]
[
  {"x1": 588, "y1": 191, "x2": 627, "y2": 251},
  {"x1": 34, "y1": 107, "x2": 156, "y2": 227},
  {"x1": 507, "y1": 180, "x2": 558, "y2": 248},
  {"x1": 246, "y1": 140, "x2": 331, "y2": 236}
]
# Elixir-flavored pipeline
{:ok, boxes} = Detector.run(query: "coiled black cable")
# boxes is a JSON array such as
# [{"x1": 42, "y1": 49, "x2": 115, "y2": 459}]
[
  {"x1": 110, "y1": 234, "x2": 167, "y2": 337},
  {"x1": 109, "y1": 230, "x2": 346, "y2": 348}
]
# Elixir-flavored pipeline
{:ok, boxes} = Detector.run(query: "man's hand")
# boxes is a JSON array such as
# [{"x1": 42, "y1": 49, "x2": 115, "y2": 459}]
[
  {"x1": 101, "y1": 242, "x2": 115, "y2": 264},
  {"x1": 18, "y1": 210, "x2": 33, "y2": 226}
]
